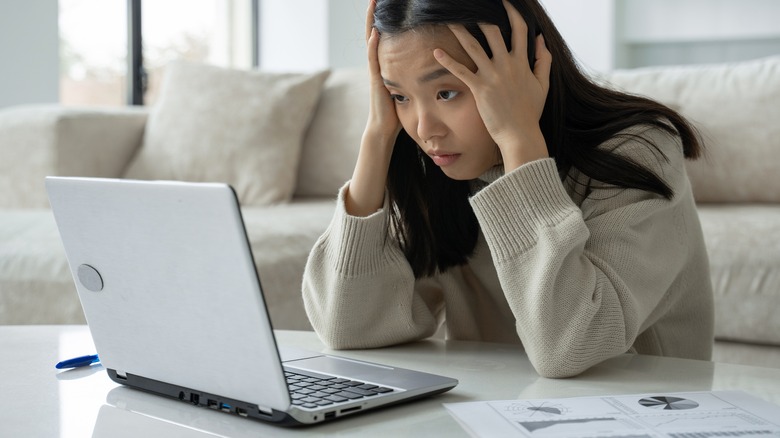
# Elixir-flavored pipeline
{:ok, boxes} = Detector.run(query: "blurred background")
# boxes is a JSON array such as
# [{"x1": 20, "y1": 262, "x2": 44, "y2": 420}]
[{"x1": 1, "y1": 0, "x2": 778, "y2": 109}]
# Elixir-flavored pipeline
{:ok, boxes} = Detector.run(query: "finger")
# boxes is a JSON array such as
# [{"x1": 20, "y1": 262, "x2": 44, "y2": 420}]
[
  {"x1": 365, "y1": 0, "x2": 376, "y2": 42},
  {"x1": 433, "y1": 48, "x2": 476, "y2": 87},
  {"x1": 478, "y1": 23, "x2": 508, "y2": 58},
  {"x1": 503, "y1": 0, "x2": 529, "y2": 60},
  {"x1": 533, "y1": 34, "x2": 552, "y2": 91},
  {"x1": 367, "y1": 28, "x2": 382, "y2": 79},
  {"x1": 447, "y1": 24, "x2": 492, "y2": 71}
]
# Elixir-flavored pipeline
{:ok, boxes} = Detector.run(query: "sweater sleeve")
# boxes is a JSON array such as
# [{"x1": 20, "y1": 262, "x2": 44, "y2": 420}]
[
  {"x1": 301, "y1": 182, "x2": 443, "y2": 349},
  {"x1": 469, "y1": 127, "x2": 695, "y2": 378}
]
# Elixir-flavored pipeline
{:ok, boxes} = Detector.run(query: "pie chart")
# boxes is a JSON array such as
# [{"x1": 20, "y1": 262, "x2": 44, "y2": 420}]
[{"x1": 638, "y1": 396, "x2": 699, "y2": 410}]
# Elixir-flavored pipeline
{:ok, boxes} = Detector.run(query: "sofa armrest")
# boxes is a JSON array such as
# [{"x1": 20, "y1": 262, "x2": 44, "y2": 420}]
[{"x1": 0, "y1": 105, "x2": 148, "y2": 208}]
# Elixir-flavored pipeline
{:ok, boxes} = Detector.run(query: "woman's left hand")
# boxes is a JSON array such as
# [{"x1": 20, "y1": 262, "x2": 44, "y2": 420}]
[{"x1": 433, "y1": 0, "x2": 552, "y2": 171}]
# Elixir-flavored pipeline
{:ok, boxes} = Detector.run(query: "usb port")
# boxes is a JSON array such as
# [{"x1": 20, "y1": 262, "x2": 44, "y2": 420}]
[
  {"x1": 220, "y1": 403, "x2": 232, "y2": 412},
  {"x1": 207, "y1": 399, "x2": 218, "y2": 409},
  {"x1": 235, "y1": 407, "x2": 248, "y2": 417}
]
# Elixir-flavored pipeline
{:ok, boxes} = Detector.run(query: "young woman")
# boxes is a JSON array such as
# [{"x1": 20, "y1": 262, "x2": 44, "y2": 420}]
[{"x1": 302, "y1": 0, "x2": 714, "y2": 378}]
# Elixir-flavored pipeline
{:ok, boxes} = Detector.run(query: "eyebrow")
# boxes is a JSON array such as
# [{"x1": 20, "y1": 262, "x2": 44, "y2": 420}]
[{"x1": 383, "y1": 67, "x2": 453, "y2": 88}]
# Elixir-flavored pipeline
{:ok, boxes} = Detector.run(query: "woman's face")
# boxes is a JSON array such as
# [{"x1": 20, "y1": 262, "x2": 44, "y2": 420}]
[{"x1": 378, "y1": 26, "x2": 500, "y2": 180}]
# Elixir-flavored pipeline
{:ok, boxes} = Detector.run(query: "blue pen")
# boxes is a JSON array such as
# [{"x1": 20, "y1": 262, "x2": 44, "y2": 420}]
[{"x1": 55, "y1": 354, "x2": 100, "y2": 369}]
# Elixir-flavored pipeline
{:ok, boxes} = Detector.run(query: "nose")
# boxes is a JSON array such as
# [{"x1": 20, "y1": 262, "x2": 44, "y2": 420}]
[{"x1": 415, "y1": 105, "x2": 446, "y2": 143}]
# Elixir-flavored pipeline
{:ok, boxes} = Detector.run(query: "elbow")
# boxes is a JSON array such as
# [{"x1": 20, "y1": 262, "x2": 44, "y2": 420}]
[
  {"x1": 532, "y1": 358, "x2": 589, "y2": 379},
  {"x1": 527, "y1": 345, "x2": 609, "y2": 379}
]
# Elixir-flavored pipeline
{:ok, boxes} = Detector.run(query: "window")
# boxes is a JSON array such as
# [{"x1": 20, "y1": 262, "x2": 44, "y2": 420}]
[
  {"x1": 59, "y1": 0, "x2": 126, "y2": 106},
  {"x1": 59, "y1": 0, "x2": 257, "y2": 107}
]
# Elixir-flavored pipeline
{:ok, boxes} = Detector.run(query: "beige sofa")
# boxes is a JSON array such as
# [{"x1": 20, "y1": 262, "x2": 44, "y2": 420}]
[{"x1": 1, "y1": 56, "x2": 778, "y2": 368}]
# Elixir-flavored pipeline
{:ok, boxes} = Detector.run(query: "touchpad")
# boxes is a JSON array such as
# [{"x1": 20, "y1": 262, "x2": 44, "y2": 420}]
[
  {"x1": 279, "y1": 346, "x2": 323, "y2": 362},
  {"x1": 286, "y1": 355, "x2": 440, "y2": 390}
]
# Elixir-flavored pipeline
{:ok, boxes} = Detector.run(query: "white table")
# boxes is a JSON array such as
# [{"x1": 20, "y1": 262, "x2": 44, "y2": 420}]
[{"x1": 2, "y1": 325, "x2": 779, "y2": 437}]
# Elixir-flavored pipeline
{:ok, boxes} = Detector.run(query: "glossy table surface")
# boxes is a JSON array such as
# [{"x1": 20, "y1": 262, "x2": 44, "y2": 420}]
[{"x1": 3, "y1": 325, "x2": 780, "y2": 437}]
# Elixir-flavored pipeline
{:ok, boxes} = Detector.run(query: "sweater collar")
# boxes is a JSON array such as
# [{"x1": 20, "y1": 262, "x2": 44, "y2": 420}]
[
  {"x1": 469, "y1": 164, "x2": 504, "y2": 194},
  {"x1": 477, "y1": 164, "x2": 504, "y2": 184}
]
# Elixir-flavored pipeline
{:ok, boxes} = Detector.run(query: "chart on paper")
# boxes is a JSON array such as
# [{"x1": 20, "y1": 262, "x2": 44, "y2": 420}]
[{"x1": 444, "y1": 390, "x2": 780, "y2": 438}]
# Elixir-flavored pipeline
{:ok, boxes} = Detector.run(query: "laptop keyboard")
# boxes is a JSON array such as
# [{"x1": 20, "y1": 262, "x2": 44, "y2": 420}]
[{"x1": 284, "y1": 369, "x2": 395, "y2": 409}]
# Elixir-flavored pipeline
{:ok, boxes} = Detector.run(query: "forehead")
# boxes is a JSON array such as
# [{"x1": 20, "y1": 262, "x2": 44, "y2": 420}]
[{"x1": 377, "y1": 26, "x2": 473, "y2": 82}]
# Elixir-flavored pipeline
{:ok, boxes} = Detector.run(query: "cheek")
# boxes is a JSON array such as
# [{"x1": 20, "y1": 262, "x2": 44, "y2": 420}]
[{"x1": 454, "y1": 104, "x2": 490, "y2": 142}]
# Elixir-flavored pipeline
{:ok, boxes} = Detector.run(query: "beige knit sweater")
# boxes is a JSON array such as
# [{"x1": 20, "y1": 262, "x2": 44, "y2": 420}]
[{"x1": 302, "y1": 125, "x2": 714, "y2": 378}]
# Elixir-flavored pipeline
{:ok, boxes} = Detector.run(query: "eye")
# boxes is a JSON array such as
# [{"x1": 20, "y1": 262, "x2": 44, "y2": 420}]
[
  {"x1": 391, "y1": 94, "x2": 408, "y2": 104},
  {"x1": 437, "y1": 90, "x2": 459, "y2": 101}
]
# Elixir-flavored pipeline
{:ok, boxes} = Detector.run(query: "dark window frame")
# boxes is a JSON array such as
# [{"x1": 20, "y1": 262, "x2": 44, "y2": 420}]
[{"x1": 126, "y1": 0, "x2": 259, "y2": 106}]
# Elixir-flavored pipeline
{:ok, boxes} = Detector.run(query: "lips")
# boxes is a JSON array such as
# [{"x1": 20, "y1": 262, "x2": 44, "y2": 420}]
[{"x1": 429, "y1": 152, "x2": 461, "y2": 167}]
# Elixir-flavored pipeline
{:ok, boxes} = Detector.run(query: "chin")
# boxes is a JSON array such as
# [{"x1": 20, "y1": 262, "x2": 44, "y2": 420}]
[{"x1": 440, "y1": 168, "x2": 478, "y2": 181}]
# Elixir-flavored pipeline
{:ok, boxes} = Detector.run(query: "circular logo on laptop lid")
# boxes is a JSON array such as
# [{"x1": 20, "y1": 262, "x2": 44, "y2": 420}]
[{"x1": 77, "y1": 264, "x2": 104, "y2": 292}]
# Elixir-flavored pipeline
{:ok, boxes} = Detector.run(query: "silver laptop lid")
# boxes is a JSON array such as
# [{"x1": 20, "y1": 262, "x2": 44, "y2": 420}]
[{"x1": 45, "y1": 177, "x2": 290, "y2": 412}]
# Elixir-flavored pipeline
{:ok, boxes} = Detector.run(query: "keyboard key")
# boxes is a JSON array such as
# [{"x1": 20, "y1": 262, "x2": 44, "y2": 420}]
[
  {"x1": 335, "y1": 391, "x2": 364, "y2": 400},
  {"x1": 302, "y1": 396, "x2": 322, "y2": 403},
  {"x1": 345, "y1": 387, "x2": 379, "y2": 396},
  {"x1": 324, "y1": 395, "x2": 348, "y2": 403}
]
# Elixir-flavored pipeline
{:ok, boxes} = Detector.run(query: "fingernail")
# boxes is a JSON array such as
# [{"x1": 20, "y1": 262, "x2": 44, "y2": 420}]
[{"x1": 433, "y1": 49, "x2": 444, "y2": 59}]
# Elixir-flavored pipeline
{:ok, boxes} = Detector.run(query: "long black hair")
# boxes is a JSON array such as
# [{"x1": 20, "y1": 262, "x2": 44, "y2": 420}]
[{"x1": 374, "y1": 0, "x2": 702, "y2": 278}]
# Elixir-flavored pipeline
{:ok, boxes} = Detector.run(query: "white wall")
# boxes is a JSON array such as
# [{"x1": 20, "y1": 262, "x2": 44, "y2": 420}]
[
  {"x1": 327, "y1": 0, "x2": 366, "y2": 69},
  {"x1": 3, "y1": 0, "x2": 777, "y2": 108},
  {"x1": 616, "y1": 0, "x2": 780, "y2": 68},
  {"x1": 542, "y1": 0, "x2": 780, "y2": 72},
  {"x1": 275, "y1": 0, "x2": 780, "y2": 73},
  {"x1": 258, "y1": 0, "x2": 364, "y2": 72},
  {"x1": 0, "y1": 0, "x2": 59, "y2": 108},
  {"x1": 540, "y1": 0, "x2": 615, "y2": 73},
  {"x1": 258, "y1": 0, "x2": 329, "y2": 72}
]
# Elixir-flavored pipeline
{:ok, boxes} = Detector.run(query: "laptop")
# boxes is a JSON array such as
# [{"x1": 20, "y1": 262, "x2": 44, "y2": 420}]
[{"x1": 45, "y1": 176, "x2": 457, "y2": 426}]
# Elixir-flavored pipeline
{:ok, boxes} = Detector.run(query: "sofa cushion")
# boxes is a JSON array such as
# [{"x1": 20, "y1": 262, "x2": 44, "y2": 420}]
[
  {"x1": 698, "y1": 204, "x2": 780, "y2": 346},
  {"x1": 0, "y1": 210, "x2": 85, "y2": 324},
  {"x1": 124, "y1": 61, "x2": 329, "y2": 205},
  {"x1": 601, "y1": 55, "x2": 780, "y2": 203},
  {"x1": 0, "y1": 106, "x2": 147, "y2": 209},
  {"x1": 296, "y1": 68, "x2": 368, "y2": 197},
  {"x1": 0, "y1": 200, "x2": 335, "y2": 328}
]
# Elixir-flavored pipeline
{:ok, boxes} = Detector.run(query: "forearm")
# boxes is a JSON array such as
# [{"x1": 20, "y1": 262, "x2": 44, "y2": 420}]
[
  {"x1": 471, "y1": 159, "x2": 682, "y2": 377},
  {"x1": 344, "y1": 129, "x2": 396, "y2": 217},
  {"x1": 303, "y1": 184, "x2": 441, "y2": 348}
]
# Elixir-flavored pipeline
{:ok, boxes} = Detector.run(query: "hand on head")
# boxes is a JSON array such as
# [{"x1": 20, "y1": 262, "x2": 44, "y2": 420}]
[
  {"x1": 432, "y1": 0, "x2": 551, "y2": 171},
  {"x1": 365, "y1": 0, "x2": 402, "y2": 146}
]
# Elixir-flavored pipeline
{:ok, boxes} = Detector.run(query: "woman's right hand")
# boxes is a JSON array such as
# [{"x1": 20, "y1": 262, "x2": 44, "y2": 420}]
[
  {"x1": 345, "y1": 0, "x2": 401, "y2": 217},
  {"x1": 363, "y1": 0, "x2": 402, "y2": 144}
]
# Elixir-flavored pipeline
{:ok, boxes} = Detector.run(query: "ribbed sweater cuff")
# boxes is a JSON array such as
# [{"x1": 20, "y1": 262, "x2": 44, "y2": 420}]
[
  {"x1": 326, "y1": 182, "x2": 398, "y2": 277},
  {"x1": 469, "y1": 158, "x2": 578, "y2": 261}
]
